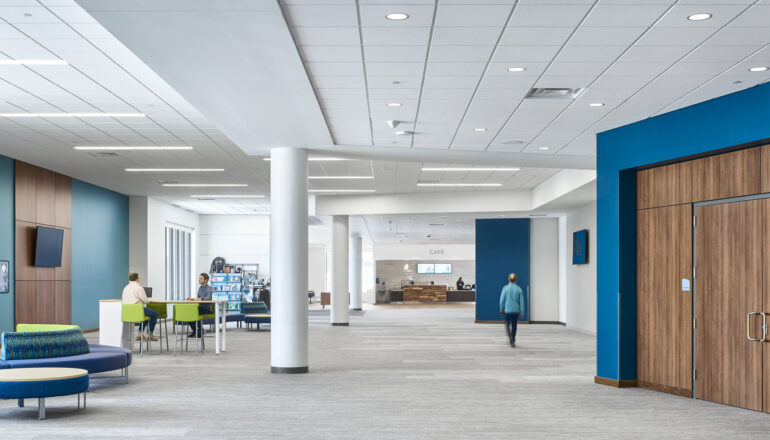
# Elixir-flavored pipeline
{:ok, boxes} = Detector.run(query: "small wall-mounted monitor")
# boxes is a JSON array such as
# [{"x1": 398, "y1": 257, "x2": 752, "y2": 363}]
[
  {"x1": 572, "y1": 229, "x2": 588, "y2": 265},
  {"x1": 434, "y1": 263, "x2": 452, "y2": 274},
  {"x1": 34, "y1": 226, "x2": 64, "y2": 267},
  {"x1": 417, "y1": 264, "x2": 435, "y2": 274}
]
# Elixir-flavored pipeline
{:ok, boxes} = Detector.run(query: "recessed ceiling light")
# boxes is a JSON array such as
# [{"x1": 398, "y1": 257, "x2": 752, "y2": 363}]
[
  {"x1": 2, "y1": 112, "x2": 145, "y2": 118},
  {"x1": 75, "y1": 146, "x2": 192, "y2": 150},
  {"x1": 385, "y1": 13, "x2": 409, "y2": 20},
  {"x1": 749, "y1": 66, "x2": 769, "y2": 72},
  {"x1": 417, "y1": 183, "x2": 503, "y2": 187},
  {"x1": 308, "y1": 176, "x2": 374, "y2": 179},
  {"x1": 0, "y1": 59, "x2": 67, "y2": 65},
  {"x1": 164, "y1": 184, "x2": 247, "y2": 187},
  {"x1": 473, "y1": 128, "x2": 487, "y2": 132},
  {"x1": 507, "y1": 67, "x2": 526, "y2": 72},
  {"x1": 190, "y1": 195, "x2": 264, "y2": 198},
  {"x1": 309, "y1": 189, "x2": 377, "y2": 193},
  {"x1": 126, "y1": 168, "x2": 223, "y2": 172},
  {"x1": 687, "y1": 13, "x2": 712, "y2": 21},
  {"x1": 421, "y1": 167, "x2": 520, "y2": 171},
  {"x1": 589, "y1": 102, "x2": 604, "y2": 107},
  {"x1": 538, "y1": 147, "x2": 550, "y2": 150},
  {"x1": 387, "y1": 102, "x2": 402, "y2": 107},
  {"x1": 395, "y1": 130, "x2": 413, "y2": 136}
]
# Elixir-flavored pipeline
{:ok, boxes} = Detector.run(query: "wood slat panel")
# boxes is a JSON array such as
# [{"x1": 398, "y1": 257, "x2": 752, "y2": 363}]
[
  {"x1": 14, "y1": 221, "x2": 36, "y2": 281},
  {"x1": 692, "y1": 148, "x2": 761, "y2": 202},
  {"x1": 14, "y1": 161, "x2": 36, "y2": 223},
  {"x1": 54, "y1": 174, "x2": 72, "y2": 228},
  {"x1": 54, "y1": 228, "x2": 71, "y2": 281},
  {"x1": 637, "y1": 162, "x2": 692, "y2": 209},
  {"x1": 637, "y1": 204, "x2": 693, "y2": 393},
  {"x1": 54, "y1": 281, "x2": 71, "y2": 325},
  {"x1": 35, "y1": 167, "x2": 56, "y2": 227},
  {"x1": 14, "y1": 281, "x2": 36, "y2": 326},
  {"x1": 763, "y1": 199, "x2": 770, "y2": 414},
  {"x1": 695, "y1": 200, "x2": 763, "y2": 411},
  {"x1": 35, "y1": 281, "x2": 56, "y2": 324}
]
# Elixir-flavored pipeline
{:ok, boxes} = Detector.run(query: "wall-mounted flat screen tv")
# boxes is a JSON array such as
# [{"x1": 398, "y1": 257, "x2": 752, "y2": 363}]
[
  {"x1": 572, "y1": 229, "x2": 588, "y2": 265},
  {"x1": 434, "y1": 263, "x2": 452, "y2": 274},
  {"x1": 417, "y1": 264, "x2": 435, "y2": 274},
  {"x1": 35, "y1": 226, "x2": 64, "y2": 267}
]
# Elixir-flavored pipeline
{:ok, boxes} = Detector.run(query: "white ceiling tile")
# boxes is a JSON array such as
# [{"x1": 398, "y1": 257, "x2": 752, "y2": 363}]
[
  {"x1": 429, "y1": 45, "x2": 493, "y2": 63},
  {"x1": 556, "y1": 45, "x2": 627, "y2": 63},
  {"x1": 364, "y1": 45, "x2": 426, "y2": 62},
  {"x1": 583, "y1": 4, "x2": 670, "y2": 27},
  {"x1": 299, "y1": 45, "x2": 361, "y2": 62},
  {"x1": 305, "y1": 61, "x2": 363, "y2": 76},
  {"x1": 546, "y1": 61, "x2": 611, "y2": 77},
  {"x1": 0, "y1": 7, "x2": 61, "y2": 24},
  {"x1": 48, "y1": 6, "x2": 97, "y2": 23},
  {"x1": 508, "y1": 4, "x2": 592, "y2": 27},
  {"x1": 494, "y1": 45, "x2": 562, "y2": 63},
  {"x1": 499, "y1": 27, "x2": 574, "y2": 46},
  {"x1": 312, "y1": 75, "x2": 367, "y2": 88},
  {"x1": 366, "y1": 62, "x2": 424, "y2": 76},
  {"x1": 359, "y1": 4, "x2": 435, "y2": 27},
  {"x1": 422, "y1": 75, "x2": 479, "y2": 89},
  {"x1": 636, "y1": 26, "x2": 714, "y2": 46},
  {"x1": 14, "y1": 23, "x2": 80, "y2": 39},
  {"x1": 283, "y1": 5, "x2": 357, "y2": 27},
  {"x1": 435, "y1": 4, "x2": 512, "y2": 28},
  {"x1": 708, "y1": 27, "x2": 770, "y2": 46},
  {"x1": 731, "y1": 5, "x2": 770, "y2": 27},
  {"x1": 568, "y1": 26, "x2": 647, "y2": 46},
  {"x1": 426, "y1": 62, "x2": 486, "y2": 77},
  {"x1": 432, "y1": 27, "x2": 502, "y2": 45},
  {"x1": 362, "y1": 27, "x2": 431, "y2": 45},
  {"x1": 655, "y1": 4, "x2": 750, "y2": 28},
  {"x1": 290, "y1": 27, "x2": 360, "y2": 45},
  {"x1": 619, "y1": 45, "x2": 693, "y2": 63},
  {"x1": 684, "y1": 44, "x2": 761, "y2": 63}
]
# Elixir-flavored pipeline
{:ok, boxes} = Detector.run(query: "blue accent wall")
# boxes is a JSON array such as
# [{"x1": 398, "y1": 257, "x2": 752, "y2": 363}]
[
  {"x1": 71, "y1": 179, "x2": 128, "y2": 330},
  {"x1": 475, "y1": 218, "x2": 530, "y2": 322},
  {"x1": 0, "y1": 156, "x2": 13, "y2": 333},
  {"x1": 596, "y1": 82, "x2": 770, "y2": 381}
]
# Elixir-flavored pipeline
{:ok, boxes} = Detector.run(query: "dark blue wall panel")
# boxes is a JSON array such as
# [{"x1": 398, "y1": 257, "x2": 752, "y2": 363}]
[
  {"x1": 71, "y1": 179, "x2": 128, "y2": 329},
  {"x1": 596, "y1": 82, "x2": 770, "y2": 381},
  {"x1": 475, "y1": 218, "x2": 530, "y2": 322},
  {"x1": 0, "y1": 155, "x2": 13, "y2": 333}
]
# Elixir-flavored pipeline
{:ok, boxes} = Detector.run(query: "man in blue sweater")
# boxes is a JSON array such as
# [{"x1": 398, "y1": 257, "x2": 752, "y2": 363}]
[{"x1": 499, "y1": 273, "x2": 524, "y2": 347}]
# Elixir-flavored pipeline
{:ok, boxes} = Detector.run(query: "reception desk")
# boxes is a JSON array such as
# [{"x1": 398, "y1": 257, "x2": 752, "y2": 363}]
[{"x1": 388, "y1": 287, "x2": 476, "y2": 303}]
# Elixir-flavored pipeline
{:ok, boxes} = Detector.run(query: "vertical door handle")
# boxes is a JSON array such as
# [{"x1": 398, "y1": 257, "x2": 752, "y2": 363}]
[
  {"x1": 761, "y1": 313, "x2": 768, "y2": 343},
  {"x1": 747, "y1": 312, "x2": 762, "y2": 341}
]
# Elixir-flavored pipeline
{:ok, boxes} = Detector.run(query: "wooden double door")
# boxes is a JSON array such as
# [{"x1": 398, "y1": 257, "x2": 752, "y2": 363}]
[{"x1": 695, "y1": 198, "x2": 770, "y2": 411}]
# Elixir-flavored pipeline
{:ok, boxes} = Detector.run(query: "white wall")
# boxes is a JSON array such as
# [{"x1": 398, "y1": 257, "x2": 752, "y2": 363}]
[
  {"x1": 530, "y1": 218, "x2": 559, "y2": 322},
  {"x1": 128, "y1": 196, "x2": 148, "y2": 278},
  {"x1": 147, "y1": 198, "x2": 199, "y2": 300},
  {"x1": 198, "y1": 214, "x2": 270, "y2": 277},
  {"x1": 565, "y1": 202, "x2": 597, "y2": 334},
  {"x1": 557, "y1": 216, "x2": 567, "y2": 323},
  {"x1": 308, "y1": 245, "x2": 326, "y2": 294},
  {"x1": 374, "y1": 244, "x2": 475, "y2": 261}
]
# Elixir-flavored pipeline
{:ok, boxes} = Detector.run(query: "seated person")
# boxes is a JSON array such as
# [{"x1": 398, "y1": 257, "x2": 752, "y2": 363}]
[
  {"x1": 186, "y1": 273, "x2": 213, "y2": 338},
  {"x1": 122, "y1": 272, "x2": 157, "y2": 341}
]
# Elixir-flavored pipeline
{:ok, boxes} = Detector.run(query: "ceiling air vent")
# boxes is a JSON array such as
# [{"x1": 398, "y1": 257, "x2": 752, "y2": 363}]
[
  {"x1": 525, "y1": 88, "x2": 584, "y2": 99},
  {"x1": 88, "y1": 152, "x2": 119, "y2": 158}
]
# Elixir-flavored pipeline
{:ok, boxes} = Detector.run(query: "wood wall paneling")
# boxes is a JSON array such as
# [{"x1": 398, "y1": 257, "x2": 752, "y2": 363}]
[
  {"x1": 54, "y1": 228, "x2": 71, "y2": 281},
  {"x1": 637, "y1": 161, "x2": 692, "y2": 209},
  {"x1": 35, "y1": 281, "x2": 56, "y2": 325},
  {"x1": 695, "y1": 200, "x2": 763, "y2": 411},
  {"x1": 763, "y1": 199, "x2": 770, "y2": 414},
  {"x1": 14, "y1": 162, "x2": 36, "y2": 223},
  {"x1": 55, "y1": 281, "x2": 71, "y2": 325},
  {"x1": 54, "y1": 174, "x2": 72, "y2": 228},
  {"x1": 35, "y1": 167, "x2": 56, "y2": 226},
  {"x1": 14, "y1": 281, "x2": 36, "y2": 326},
  {"x1": 637, "y1": 204, "x2": 693, "y2": 394},
  {"x1": 14, "y1": 221, "x2": 36, "y2": 281},
  {"x1": 692, "y1": 148, "x2": 761, "y2": 202}
]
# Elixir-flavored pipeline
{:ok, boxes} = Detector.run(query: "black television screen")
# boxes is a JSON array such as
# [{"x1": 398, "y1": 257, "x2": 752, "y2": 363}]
[{"x1": 35, "y1": 226, "x2": 64, "y2": 267}]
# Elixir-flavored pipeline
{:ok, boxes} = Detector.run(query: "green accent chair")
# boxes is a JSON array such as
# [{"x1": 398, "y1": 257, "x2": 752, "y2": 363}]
[
  {"x1": 121, "y1": 304, "x2": 150, "y2": 357},
  {"x1": 16, "y1": 324, "x2": 80, "y2": 332},
  {"x1": 146, "y1": 303, "x2": 170, "y2": 352},
  {"x1": 173, "y1": 304, "x2": 204, "y2": 356}
]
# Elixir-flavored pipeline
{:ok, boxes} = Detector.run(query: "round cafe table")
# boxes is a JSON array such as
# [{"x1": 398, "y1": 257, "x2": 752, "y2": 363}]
[{"x1": 0, "y1": 367, "x2": 89, "y2": 420}]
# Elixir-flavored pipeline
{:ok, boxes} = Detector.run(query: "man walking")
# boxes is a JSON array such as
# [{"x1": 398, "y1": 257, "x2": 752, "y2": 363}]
[{"x1": 499, "y1": 273, "x2": 523, "y2": 347}]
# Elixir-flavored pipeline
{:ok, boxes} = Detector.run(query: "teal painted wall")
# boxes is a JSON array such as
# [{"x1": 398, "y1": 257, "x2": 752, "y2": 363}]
[
  {"x1": 0, "y1": 156, "x2": 13, "y2": 332},
  {"x1": 71, "y1": 179, "x2": 128, "y2": 329}
]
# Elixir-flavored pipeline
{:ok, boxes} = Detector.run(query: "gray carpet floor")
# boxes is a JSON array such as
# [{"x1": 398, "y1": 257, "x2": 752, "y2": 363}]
[{"x1": 1, "y1": 306, "x2": 769, "y2": 439}]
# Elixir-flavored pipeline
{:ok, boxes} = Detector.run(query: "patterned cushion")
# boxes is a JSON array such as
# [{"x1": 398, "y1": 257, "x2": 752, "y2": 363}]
[
  {"x1": 241, "y1": 302, "x2": 269, "y2": 314},
  {"x1": 1, "y1": 329, "x2": 90, "y2": 361}
]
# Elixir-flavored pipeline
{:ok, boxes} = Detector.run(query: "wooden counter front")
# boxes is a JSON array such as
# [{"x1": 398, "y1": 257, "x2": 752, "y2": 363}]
[{"x1": 403, "y1": 285, "x2": 446, "y2": 302}]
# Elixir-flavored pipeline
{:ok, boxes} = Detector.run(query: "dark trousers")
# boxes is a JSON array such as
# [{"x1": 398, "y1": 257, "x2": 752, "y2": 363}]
[
  {"x1": 188, "y1": 303, "x2": 212, "y2": 333},
  {"x1": 505, "y1": 313, "x2": 519, "y2": 342},
  {"x1": 142, "y1": 307, "x2": 158, "y2": 333}
]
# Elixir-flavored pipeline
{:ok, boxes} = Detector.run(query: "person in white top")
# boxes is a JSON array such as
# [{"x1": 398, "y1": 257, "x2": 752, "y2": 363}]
[{"x1": 121, "y1": 272, "x2": 158, "y2": 341}]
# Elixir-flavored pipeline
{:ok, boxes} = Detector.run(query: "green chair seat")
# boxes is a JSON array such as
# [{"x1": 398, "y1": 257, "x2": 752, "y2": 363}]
[
  {"x1": 173, "y1": 303, "x2": 204, "y2": 356},
  {"x1": 121, "y1": 304, "x2": 150, "y2": 357}
]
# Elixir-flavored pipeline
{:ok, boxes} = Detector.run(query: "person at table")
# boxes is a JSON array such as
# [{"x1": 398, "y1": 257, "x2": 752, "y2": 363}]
[
  {"x1": 122, "y1": 272, "x2": 158, "y2": 341},
  {"x1": 186, "y1": 273, "x2": 213, "y2": 338},
  {"x1": 456, "y1": 277, "x2": 465, "y2": 290}
]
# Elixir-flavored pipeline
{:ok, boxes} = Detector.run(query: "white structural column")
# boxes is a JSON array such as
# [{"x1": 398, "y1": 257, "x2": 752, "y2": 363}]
[
  {"x1": 270, "y1": 147, "x2": 309, "y2": 373},
  {"x1": 349, "y1": 235, "x2": 362, "y2": 311},
  {"x1": 331, "y1": 215, "x2": 349, "y2": 326}
]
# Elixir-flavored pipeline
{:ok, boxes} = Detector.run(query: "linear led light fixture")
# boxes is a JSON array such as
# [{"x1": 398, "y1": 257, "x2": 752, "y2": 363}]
[
  {"x1": 164, "y1": 183, "x2": 247, "y2": 187},
  {"x1": 190, "y1": 194, "x2": 264, "y2": 198},
  {"x1": 126, "y1": 168, "x2": 223, "y2": 172},
  {"x1": 263, "y1": 157, "x2": 347, "y2": 161},
  {"x1": 421, "y1": 167, "x2": 520, "y2": 172},
  {"x1": 309, "y1": 189, "x2": 376, "y2": 193},
  {"x1": 417, "y1": 183, "x2": 502, "y2": 187},
  {"x1": 75, "y1": 146, "x2": 192, "y2": 151},
  {"x1": 0, "y1": 112, "x2": 145, "y2": 117},
  {"x1": 0, "y1": 59, "x2": 68, "y2": 65},
  {"x1": 308, "y1": 176, "x2": 374, "y2": 179}
]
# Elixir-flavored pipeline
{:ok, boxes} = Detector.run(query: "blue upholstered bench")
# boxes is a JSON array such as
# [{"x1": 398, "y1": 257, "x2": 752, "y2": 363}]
[{"x1": 242, "y1": 302, "x2": 271, "y2": 330}]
